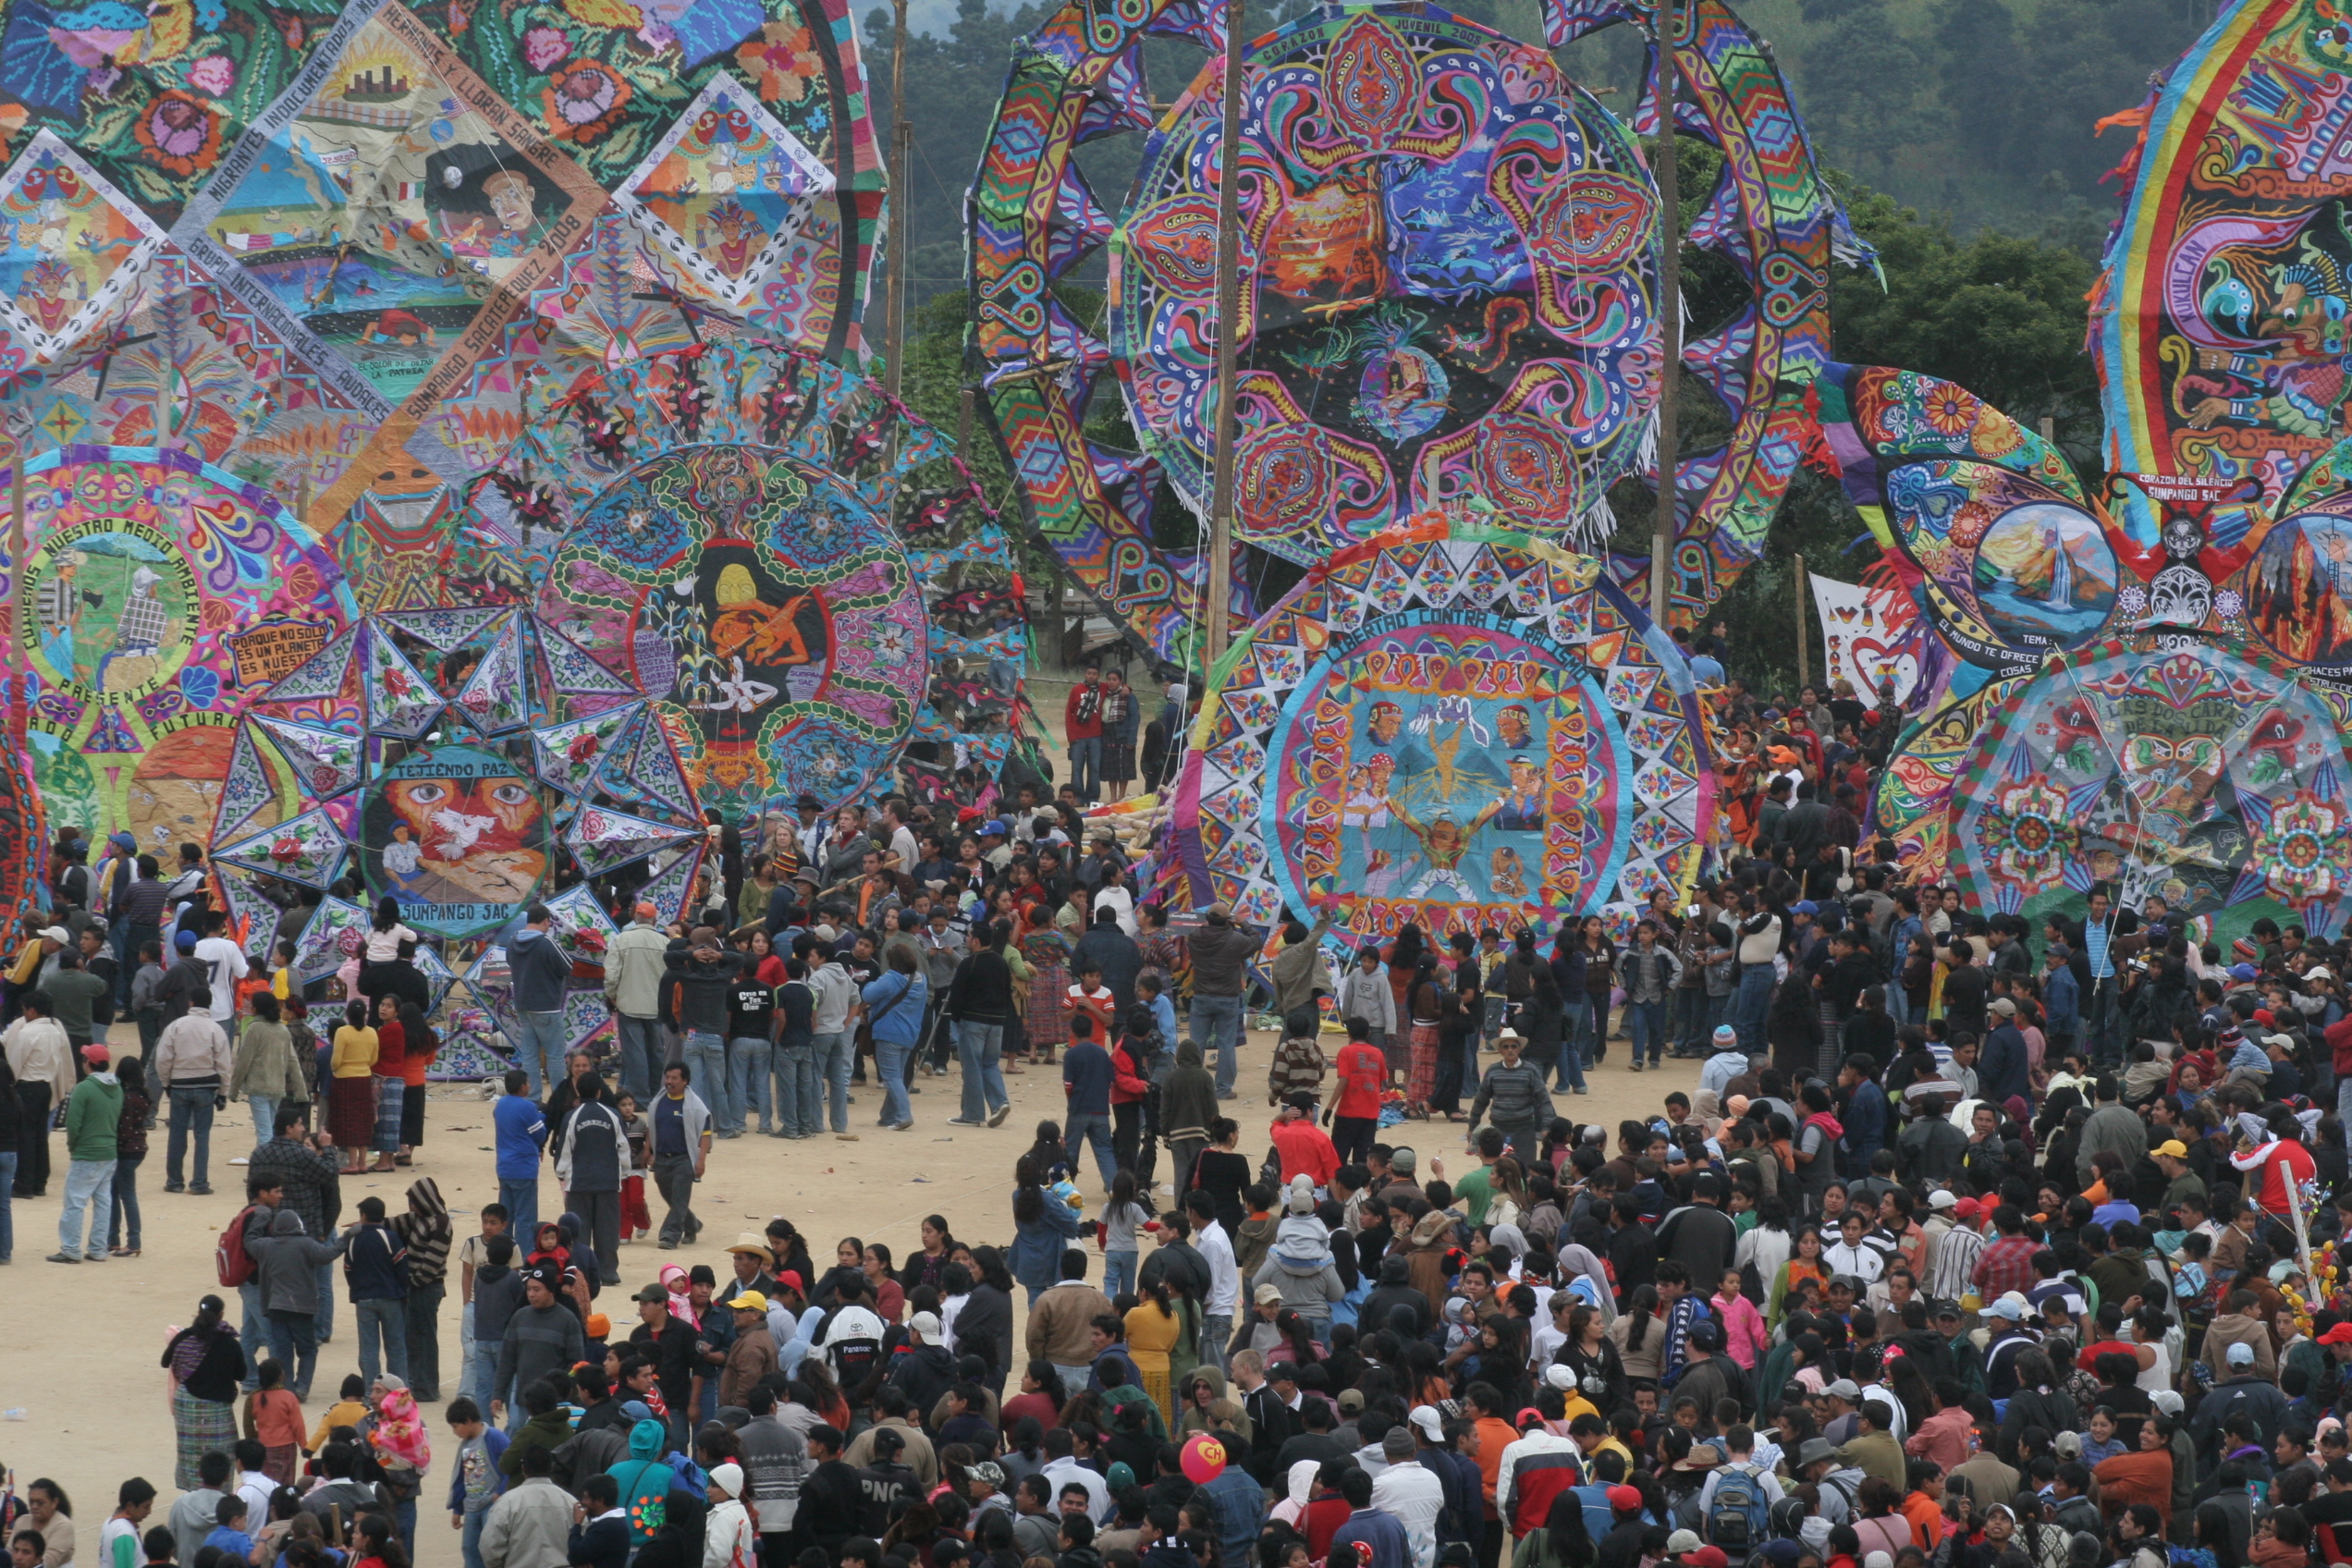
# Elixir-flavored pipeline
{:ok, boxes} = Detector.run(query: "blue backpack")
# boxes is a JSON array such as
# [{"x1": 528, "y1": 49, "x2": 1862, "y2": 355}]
[{"x1": 1708, "y1": 1463, "x2": 1770, "y2": 1552}]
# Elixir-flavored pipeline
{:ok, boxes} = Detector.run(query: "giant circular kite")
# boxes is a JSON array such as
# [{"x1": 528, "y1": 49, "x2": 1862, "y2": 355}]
[
  {"x1": 540, "y1": 443, "x2": 929, "y2": 815},
  {"x1": 12, "y1": 445, "x2": 355, "y2": 861},
  {"x1": 1172, "y1": 518, "x2": 1713, "y2": 945},
  {"x1": 1109, "y1": 7, "x2": 1661, "y2": 564},
  {"x1": 1948, "y1": 636, "x2": 2352, "y2": 941}
]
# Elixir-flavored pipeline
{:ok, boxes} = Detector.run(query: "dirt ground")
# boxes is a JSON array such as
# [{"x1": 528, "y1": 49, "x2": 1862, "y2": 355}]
[{"x1": 4, "y1": 1019, "x2": 1699, "y2": 1565}]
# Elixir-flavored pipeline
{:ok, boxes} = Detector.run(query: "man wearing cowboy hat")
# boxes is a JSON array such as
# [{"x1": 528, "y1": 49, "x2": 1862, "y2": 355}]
[
  {"x1": 1792, "y1": 1438, "x2": 1864, "y2": 1525},
  {"x1": 727, "y1": 1232, "x2": 780, "y2": 1299},
  {"x1": 1468, "y1": 1029, "x2": 1553, "y2": 1162}
]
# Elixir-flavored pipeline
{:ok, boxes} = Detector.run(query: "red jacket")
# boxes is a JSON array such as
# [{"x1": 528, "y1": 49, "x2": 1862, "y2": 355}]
[
  {"x1": 1332, "y1": 1040, "x2": 1386, "y2": 1121},
  {"x1": 1269, "y1": 1117, "x2": 1340, "y2": 1186},
  {"x1": 2329, "y1": 1017, "x2": 2352, "y2": 1078},
  {"x1": 1065, "y1": 681, "x2": 1103, "y2": 740},
  {"x1": 1110, "y1": 1041, "x2": 1151, "y2": 1106}
]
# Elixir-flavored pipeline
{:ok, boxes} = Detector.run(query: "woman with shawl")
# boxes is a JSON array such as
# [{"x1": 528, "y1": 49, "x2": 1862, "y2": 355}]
[
  {"x1": 368, "y1": 1382, "x2": 434, "y2": 1521},
  {"x1": 161, "y1": 1294, "x2": 244, "y2": 1489},
  {"x1": 1553, "y1": 1242, "x2": 1616, "y2": 1324},
  {"x1": 1019, "y1": 914, "x2": 1071, "y2": 1066}
]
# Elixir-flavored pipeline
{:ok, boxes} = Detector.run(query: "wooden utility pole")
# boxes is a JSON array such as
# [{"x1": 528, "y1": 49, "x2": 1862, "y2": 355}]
[
  {"x1": 1203, "y1": 0, "x2": 1245, "y2": 671},
  {"x1": 1794, "y1": 550, "x2": 1810, "y2": 691},
  {"x1": 885, "y1": 0, "x2": 912, "y2": 402},
  {"x1": 1649, "y1": 0, "x2": 1681, "y2": 628}
]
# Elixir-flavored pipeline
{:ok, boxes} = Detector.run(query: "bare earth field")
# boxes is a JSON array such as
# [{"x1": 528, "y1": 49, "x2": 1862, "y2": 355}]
[{"x1": 3, "y1": 1019, "x2": 1697, "y2": 1565}]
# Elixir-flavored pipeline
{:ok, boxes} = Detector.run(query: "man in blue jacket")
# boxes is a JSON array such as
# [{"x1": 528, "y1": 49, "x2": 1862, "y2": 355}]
[
  {"x1": 1978, "y1": 998, "x2": 2031, "y2": 1107},
  {"x1": 492, "y1": 1069, "x2": 546, "y2": 1240},
  {"x1": 1836, "y1": 1053, "x2": 1890, "y2": 1177},
  {"x1": 505, "y1": 905, "x2": 573, "y2": 1098},
  {"x1": 345, "y1": 1194, "x2": 410, "y2": 1385}
]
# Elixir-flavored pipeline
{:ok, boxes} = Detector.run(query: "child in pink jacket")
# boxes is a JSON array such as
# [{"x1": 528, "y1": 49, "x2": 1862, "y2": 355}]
[{"x1": 1710, "y1": 1268, "x2": 1770, "y2": 1368}]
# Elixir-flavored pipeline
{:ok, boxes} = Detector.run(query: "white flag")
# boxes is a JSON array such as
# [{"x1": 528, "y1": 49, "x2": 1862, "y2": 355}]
[{"x1": 1809, "y1": 573, "x2": 1920, "y2": 704}]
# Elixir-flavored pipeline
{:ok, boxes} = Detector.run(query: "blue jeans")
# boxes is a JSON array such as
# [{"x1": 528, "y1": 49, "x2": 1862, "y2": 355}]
[
  {"x1": 874, "y1": 1037, "x2": 913, "y2": 1126},
  {"x1": 240, "y1": 1280, "x2": 270, "y2": 1387},
  {"x1": 105, "y1": 1151, "x2": 141, "y2": 1251},
  {"x1": 1552, "y1": 1023, "x2": 1586, "y2": 1092},
  {"x1": 0, "y1": 1149, "x2": 14, "y2": 1261},
  {"x1": 774, "y1": 1043, "x2": 819, "y2": 1136},
  {"x1": 1105, "y1": 1249, "x2": 1137, "y2": 1298},
  {"x1": 1065, "y1": 1111, "x2": 1116, "y2": 1188},
  {"x1": 58, "y1": 1158, "x2": 115, "y2": 1259},
  {"x1": 1069, "y1": 735, "x2": 1101, "y2": 800},
  {"x1": 1191, "y1": 994, "x2": 1243, "y2": 1095},
  {"x1": 515, "y1": 1011, "x2": 569, "y2": 1099},
  {"x1": 165, "y1": 1085, "x2": 215, "y2": 1188},
  {"x1": 1626, "y1": 998, "x2": 1667, "y2": 1064},
  {"x1": 461, "y1": 1510, "x2": 487, "y2": 1568},
  {"x1": 315, "y1": 1263, "x2": 337, "y2": 1343},
  {"x1": 683, "y1": 1032, "x2": 732, "y2": 1129},
  {"x1": 614, "y1": 1013, "x2": 665, "y2": 1104},
  {"x1": 955, "y1": 1020, "x2": 1008, "y2": 1121},
  {"x1": 354, "y1": 1297, "x2": 410, "y2": 1383},
  {"x1": 729, "y1": 1037, "x2": 772, "y2": 1133},
  {"x1": 247, "y1": 1094, "x2": 280, "y2": 1154},
  {"x1": 469, "y1": 1337, "x2": 508, "y2": 1415},
  {"x1": 267, "y1": 1308, "x2": 318, "y2": 1399},
  {"x1": 1733, "y1": 965, "x2": 1775, "y2": 1056},
  {"x1": 815, "y1": 1031, "x2": 852, "y2": 1133},
  {"x1": 500, "y1": 1178, "x2": 538, "y2": 1243}
]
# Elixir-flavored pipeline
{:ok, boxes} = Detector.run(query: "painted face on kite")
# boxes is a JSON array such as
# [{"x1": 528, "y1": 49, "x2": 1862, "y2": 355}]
[{"x1": 365, "y1": 743, "x2": 553, "y2": 932}]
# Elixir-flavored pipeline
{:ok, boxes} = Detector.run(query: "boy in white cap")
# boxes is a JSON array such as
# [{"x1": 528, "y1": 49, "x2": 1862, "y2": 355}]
[{"x1": 705, "y1": 1461, "x2": 754, "y2": 1568}]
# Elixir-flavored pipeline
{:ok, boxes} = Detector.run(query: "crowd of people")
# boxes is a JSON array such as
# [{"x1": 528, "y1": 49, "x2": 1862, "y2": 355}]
[{"x1": 5, "y1": 659, "x2": 2352, "y2": 1568}]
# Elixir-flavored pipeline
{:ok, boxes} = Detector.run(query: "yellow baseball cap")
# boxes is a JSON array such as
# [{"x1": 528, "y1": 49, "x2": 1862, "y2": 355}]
[
  {"x1": 2154, "y1": 1139, "x2": 2189, "y2": 1158},
  {"x1": 728, "y1": 1291, "x2": 769, "y2": 1312}
]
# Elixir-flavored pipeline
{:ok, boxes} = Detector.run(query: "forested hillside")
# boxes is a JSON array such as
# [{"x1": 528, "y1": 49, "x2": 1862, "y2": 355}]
[
  {"x1": 862, "y1": 0, "x2": 2219, "y2": 312},
  {"x1": 862, "y1": 0, "x2": 2187, "y2": 694}
]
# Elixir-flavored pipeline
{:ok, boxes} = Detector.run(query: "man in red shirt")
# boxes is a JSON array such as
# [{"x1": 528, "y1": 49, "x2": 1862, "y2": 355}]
[
  {"x1": 1328, "y1": 1019, "x2": 1387, "y2": 1167},
  {"x1": 1064, "y1": 663, "x2": 1104, "y2": 803},
  {"x1": 1269, "y1": 1095, "x2": 1340, "y2": 1188}
]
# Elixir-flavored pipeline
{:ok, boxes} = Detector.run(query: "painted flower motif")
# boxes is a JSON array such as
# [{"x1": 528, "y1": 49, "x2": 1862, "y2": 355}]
[
  {"x1": 2216, "y1": 588, "x2": 2245, "y2": 619},
  {"x1": 521, "y1": 26, "x2": 572, "y2": 71},
  {"x1": 186, "y1": 54, "x2": 235, "y2": 96},
  {"x1": 2252, "y1": 790, "x2": 2352, "y2": 904},
  {"x1": 545, "y1": 60, "x2": 630, "y2": 141},
  {"x1": 1975, "y1": 773, "x2": 2071, "y2": 890},
  {"x1": 134, "y1": 91, "x2": 222, "y2": 176},
  {"x1": 178, "y1": 666, "x2": 220, "y2": 710},
  {"x1": 736, "y1": 21, "x2": 824, "y2": 104},
  {"x1": 270, "y1": 836, "x2": 305, "y2": 864},
  {"x1": 1920, "y1": 384, "x2": 1979, "y2": 437},
  {"x1": 568, "y1": 730, "x2": 602, "y2": 764},
  {"x1": 570, "y1": 925, "x2": 608, "y2": 955}
]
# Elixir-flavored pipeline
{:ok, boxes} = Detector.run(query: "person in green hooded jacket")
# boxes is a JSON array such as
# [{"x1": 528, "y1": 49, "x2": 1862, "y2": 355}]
[
  {"x1": 54, "y1": 1041, "x2": 123, "y2": 1263},
  {"x1": 607, "y1": 1416, "x2": 678, "y2": 1544}
]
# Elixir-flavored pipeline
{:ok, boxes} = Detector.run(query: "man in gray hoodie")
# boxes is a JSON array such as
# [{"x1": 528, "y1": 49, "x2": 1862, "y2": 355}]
[{"x1": 250, "y1": 1207, "x2": 352, "y2": 1398}]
